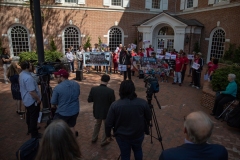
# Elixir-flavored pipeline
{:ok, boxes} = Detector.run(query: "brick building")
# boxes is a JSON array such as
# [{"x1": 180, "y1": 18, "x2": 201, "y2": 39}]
[{"x1": 0, "y1": 0, "x2": 240, "y2": 62}]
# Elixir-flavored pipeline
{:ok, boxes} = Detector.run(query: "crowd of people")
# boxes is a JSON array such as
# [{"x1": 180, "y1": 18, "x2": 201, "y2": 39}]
[{"x1": 1, "y1": 44, "x2": 237, "y2": 160}]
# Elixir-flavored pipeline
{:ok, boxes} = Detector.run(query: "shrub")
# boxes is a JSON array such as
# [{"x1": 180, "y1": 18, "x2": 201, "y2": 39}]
[
  {"x1": 83, "y1": 37, "x2": 91, "y2": 50},
  {"x1": 19, "y1": 50, "x2": 63, "y2": 64},
  {"x1": 49, "y1": 38, "x2": 57, "y2": 52},
  {"x1": 211, "y1": 66, "x2": 240, "y2": 99}
]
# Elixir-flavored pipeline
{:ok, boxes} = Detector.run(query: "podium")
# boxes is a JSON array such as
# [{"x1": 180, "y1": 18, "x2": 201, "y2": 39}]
[{"x1": 76, "y1": 70, "x2": 83, "y2": 81}]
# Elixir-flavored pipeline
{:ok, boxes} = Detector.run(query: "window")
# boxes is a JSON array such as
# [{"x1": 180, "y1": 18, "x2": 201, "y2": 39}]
[
  {"x1": 10, "y1": 25, "x2": 30, "y2": 56},
  {"x1": 210, "y1": 29, "x2": 225, "y2": 59},
  {"x1": 63, "y1": 26, "x2": 80, "y2": 53},
  {"x1": 4, "y1": 0, "x2": 26, "y2": 2},
  {"x1": 187, "y1": 0, "x2": 193, "y2": 8},
  {"x1": 111, "y1": 0, "x2": 122, "y2": 6},
  {"x1": 156, "y1": 26, "x2": 174, "y2": 52},
  {"x1": 215, "y1": 0, "x2": 229, "y2": 3},
  {"x1": 152, "y1": 0, "x2": 160, "y2": 9},
  {"x1": 108, "y1": 27, "x2": 123, "y2": 52}
]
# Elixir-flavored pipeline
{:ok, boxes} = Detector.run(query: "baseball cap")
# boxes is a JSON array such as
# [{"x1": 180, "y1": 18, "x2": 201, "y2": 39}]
[
  {"x1": 197, "y1": 52, "x2": 202, "y2": 56},
  {"x1": 53, "y1": 69, "x2": 69, "y2": 78}
]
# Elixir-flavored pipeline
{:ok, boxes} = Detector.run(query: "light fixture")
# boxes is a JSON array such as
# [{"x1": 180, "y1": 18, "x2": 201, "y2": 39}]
[{"x1": 185, "y1": 35, "x2": 189, "y2": 44}]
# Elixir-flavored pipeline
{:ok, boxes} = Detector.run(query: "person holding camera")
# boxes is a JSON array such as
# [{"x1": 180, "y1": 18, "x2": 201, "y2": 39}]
[
  {"x1": 19, "y1": 61, "x2": 41, "y2": 138},
  {"x1": 105, "y1": 80, "x2": 152, "y2": 160}
]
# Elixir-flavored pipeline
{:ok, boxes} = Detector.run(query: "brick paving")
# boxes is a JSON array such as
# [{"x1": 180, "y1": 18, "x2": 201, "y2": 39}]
[{"x1": 0, "y1": 66, "x2": 240, "y2": 160}]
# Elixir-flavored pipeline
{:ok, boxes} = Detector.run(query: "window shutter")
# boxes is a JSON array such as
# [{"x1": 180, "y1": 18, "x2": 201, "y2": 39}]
[
  {"x1": 193, "y1": 0, "x2": 198, "y2": 7},
  {"x1": 103, "y1": 0, "x2": 111, "y2": 6},
  {"x1": 162, "y1": 0, "x2": 168, "y2": 10},
  {"x1": 122, "y1": 0, "x2": 130, "y2": 7},
  {"x1": 180, "y1": 0, "x2": 185, "y2": 10},
  {"x1": 78, "y1": 0, "x2": 85, "y2": 4},
  {"x1": 145, "y1": 0, "x2": 152, "y2": 9},
  {"x1": 55, "y1": 0, "x2": 64, "y2": 3},
  {"x1": 208, "y1": 0, "x2": 215, "y2": 4}
]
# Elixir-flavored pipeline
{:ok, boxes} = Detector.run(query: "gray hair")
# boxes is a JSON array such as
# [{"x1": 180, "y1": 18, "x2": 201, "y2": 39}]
[
  {"x1": 184, "y1": 111, "x2": 213, "y2": 144},
  {"x1": 228, "y1": 74, "x2": 236, "y2": 81}
]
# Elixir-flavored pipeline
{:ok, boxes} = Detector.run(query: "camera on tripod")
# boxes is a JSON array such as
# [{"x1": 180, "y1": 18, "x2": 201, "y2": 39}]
[
  {"x1": 36, "y1": 62, "x2": 57, "y2": 76},
  {"x1": 144, "y1": 70, "x2": 159, "y2": 94}
]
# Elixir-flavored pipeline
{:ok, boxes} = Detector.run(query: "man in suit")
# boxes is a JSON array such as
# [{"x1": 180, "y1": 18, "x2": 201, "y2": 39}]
[
  {"x1": 88, "y1": 74, "x2": 115, "y2": 146},
  {"x1": 159, "y1": 111, "x2": 228, "y2": 160}
]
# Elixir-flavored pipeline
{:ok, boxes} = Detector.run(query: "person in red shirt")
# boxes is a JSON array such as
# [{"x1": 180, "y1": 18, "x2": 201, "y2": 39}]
[
  {"x1": 181, "y1": 52, "x2": 189, "y2": 83},
  {"x1": 208, "y1": 59, "x2": 219, "y2": 81},
  {"x1": 205, "y1": 57, "x2": 215, "y2": 75},
  {"x1": 112, "y1": 50, "x2": 118, "y2": 74},
  {"x1": 172, "y1": 54, "x2": 183, "y2": 86},
  {"x1": 137, "y1": 48, "x2": 144, "y2": 57},
  {"x1": 146, "y1": 45, "x2": 154, "y2": 57}
]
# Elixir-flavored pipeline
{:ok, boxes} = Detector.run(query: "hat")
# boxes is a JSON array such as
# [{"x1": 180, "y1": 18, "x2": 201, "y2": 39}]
[
  {"x1": 54, "y1": 69, "x2": 69, "y2": 78},
  {"x1": 197, "y1": 52, "x2": 202, "y2": 56}
]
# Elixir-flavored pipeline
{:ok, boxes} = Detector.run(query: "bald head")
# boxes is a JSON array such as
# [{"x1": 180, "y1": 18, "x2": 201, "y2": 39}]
[{"x1": 184, "y1": 111, "x2": 213, "y2": 144}]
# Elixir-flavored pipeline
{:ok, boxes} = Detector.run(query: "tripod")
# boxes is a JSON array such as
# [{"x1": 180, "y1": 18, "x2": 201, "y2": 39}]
[{"x1": 146, "y1": 92, "x2": 164, "y2": 151}]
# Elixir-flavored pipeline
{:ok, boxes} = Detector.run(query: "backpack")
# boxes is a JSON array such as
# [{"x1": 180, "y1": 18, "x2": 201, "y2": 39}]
[
  {"x1": 226, "y1": 105, "x2": 240, "y2": 128},
  {"x1": 16, "y1": 138, "x2": 39, "y2": 160}
]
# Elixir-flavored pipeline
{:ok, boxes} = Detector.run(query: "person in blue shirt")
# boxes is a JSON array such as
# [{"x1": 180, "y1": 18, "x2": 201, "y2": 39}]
[
  {"x1": 211, "y1": 73, "x2": 238, "y2": 119},
  {"x1": 51, "y1": 69, "x2": 80, "y2": 136}
]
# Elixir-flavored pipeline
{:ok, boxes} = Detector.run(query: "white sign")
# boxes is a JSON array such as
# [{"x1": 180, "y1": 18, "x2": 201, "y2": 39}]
[
  {"x1": 157, "y1": 49, "x2": 162, "y2": 54},
  {"x1": 118, "y1": 64, "x2": 127, "y2": 71},
  {"x1": 165, "y1": 52, "x2": 171, "y2": 59},
  {"x1": 188, "y1": 54, "x2": 194, "y2": 60},
  {"x1": 192, "y1": 62, "x2": 200, "y2": 70},
  {"x1": 143, "y1": 40, "x2": 150, "y2": 44},
  {"x1": 131, "y1": 43, "x2": 137, "y2": 49},
  {"x1": 171, "y1": 55, "x2": 176, "y2": 60}
]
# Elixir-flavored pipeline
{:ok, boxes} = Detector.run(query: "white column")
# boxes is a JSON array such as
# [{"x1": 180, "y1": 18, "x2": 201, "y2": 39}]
[
  {"x1": 138, "y1": 26, "x2": 152, "y2": 49},
  {"x1": 174, "y1": 27, "x2": 186, "y2": 51}
]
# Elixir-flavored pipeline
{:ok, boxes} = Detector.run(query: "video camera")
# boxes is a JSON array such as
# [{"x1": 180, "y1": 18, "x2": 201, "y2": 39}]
[
  {"x1": 144, "y1": 70, "x2": 159, "y2": 94},
  {"x1": 36, "y1": 62, "x2": 57, "y2": 76}
]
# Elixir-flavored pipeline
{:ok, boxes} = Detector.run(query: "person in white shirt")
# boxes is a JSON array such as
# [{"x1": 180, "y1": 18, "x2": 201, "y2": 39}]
[
  {"x1": 76, "y1": 46, "x2": 84, "y2": 71},
  {"x1": 66, "y1": 48, "x2": 74, "y2": 73}
]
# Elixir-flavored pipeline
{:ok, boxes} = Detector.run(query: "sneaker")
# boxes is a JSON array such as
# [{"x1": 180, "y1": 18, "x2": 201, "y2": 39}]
[
  {"x1": 196, "y1": 86, "x2": 200, "y2": 89},
  {"x1": 172, "y1": 82, "x2": 176, "y2": 85},
  {"x1": 192, "y1": 85, "x2": 195, "y2": 88},
  {"x1": 5, "y1": 81, "x2": 8, "y2": 84},
  {"x1": 179, "y1": 83, "x2": 182, "y2": 86}
]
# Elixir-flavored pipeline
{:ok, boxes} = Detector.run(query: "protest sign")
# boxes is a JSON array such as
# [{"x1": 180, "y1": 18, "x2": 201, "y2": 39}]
[
  {"x1": 143, "y1": 40, "x2": 150, "y2": 44},
  {"x1": 188, "y1": 54, "x2": 194, "y2": 60},
  {"x1": 83, "y1": 52, "x2": 111, "y2": 66},
  {"x1": 165, "y1": 52, "x2": 171, "y2": 59},
  {"x1": 118, "y1": 64, "x2": 127, "y2": 71},
  {"x1": 192, "y1": 62, "x2": 200, "y2": 70},
  {"x1": 157, "y1": 49, "x2": 162, "y2": 54},
  {"x1": 131, "y1": 43, "x2": 137, "y2": 49},
  {"x1": 171, "y1": 54, "x2": 176, "y2": 60}
]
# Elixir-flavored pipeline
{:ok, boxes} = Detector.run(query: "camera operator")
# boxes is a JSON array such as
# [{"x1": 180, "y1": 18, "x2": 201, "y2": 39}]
[
  {"x1": 119, "y1": 46, "x2": 132, "y2": 81},
  {"x1": 105, "y1": 80, "x2": 152, "y2": 160}
]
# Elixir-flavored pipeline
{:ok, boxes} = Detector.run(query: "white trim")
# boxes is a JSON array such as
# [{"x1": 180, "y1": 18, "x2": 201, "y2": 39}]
[
  {"x1": 205, "y1": 38, "x2": 209, "y2": 40},
  {"x1": 103, "y1": 35, "x2": 108, "y2": 37},
  {"x1": 207, "y1": 27, "x2": 225, "y2": 61},
  {"x1": 124, "y1": 35, "x2": 128, "y2": 38},
  {"x1": 7, "y1": 24, "x2": 31, "y2": 56},
  {"x1": 62, "y1": 25, "x2": 81, "y2": 54},
  {"x1": 225, "y1": 39, "x2": 230, "y2": 42}
]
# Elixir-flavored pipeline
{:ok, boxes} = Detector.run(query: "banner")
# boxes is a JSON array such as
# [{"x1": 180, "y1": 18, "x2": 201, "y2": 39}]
[
  {"x1": 83, "y1": 52, "x2": 111, "y2": 66},
  {"x1": 118, "y1": 64, "x2": 127, "y2": 71}
]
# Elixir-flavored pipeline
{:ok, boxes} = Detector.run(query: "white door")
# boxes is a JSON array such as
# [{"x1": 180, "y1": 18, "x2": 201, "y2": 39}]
[{"x1": 156, "y1": 36, "x2": 174, "y2": 52}]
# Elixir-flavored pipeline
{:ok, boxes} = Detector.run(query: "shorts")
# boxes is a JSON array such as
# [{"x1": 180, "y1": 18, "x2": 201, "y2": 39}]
[{"x1": 54, "y1": 112, "x2": 79, "y2": 127}]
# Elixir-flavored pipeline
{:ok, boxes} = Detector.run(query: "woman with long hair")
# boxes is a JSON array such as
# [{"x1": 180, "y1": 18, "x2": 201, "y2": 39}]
[
  {"x1": 7, "y1": 62, "x2": 22, "y2": 114},
  {"x1": 35, "y1": 120, "x2": 82, "y2": 160}
]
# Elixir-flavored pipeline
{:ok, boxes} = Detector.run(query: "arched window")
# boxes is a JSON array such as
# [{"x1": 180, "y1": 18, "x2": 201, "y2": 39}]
[
  {"x1": 108, "y1": 27, "x2": 123, "y2": 52},
  {"x1": 158, "y1": 26, "x2": 174, "y2": 35},
  {"x1": 210, "y1": 29, "x2": 225, "y2": 59},
  {"x1": 63, "y1": 26, "x2": 80, "y2": 53},
  {"x1": 9, "y1": 25, "x2": 30, "y2": 56}
]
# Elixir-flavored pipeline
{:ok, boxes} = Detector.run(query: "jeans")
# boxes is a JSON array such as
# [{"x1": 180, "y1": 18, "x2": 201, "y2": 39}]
[
  {"x1": 124, "y1": 67, "x2": 131, "y2": 80},
  {"x1": 70, "y1": 62, "x2": 74, "y2": 72},
  {"x1": 174, "y1": 72, "x2": 182, "y2": 83},
  {"x1": 3, "y1": 63, "x2": 10, "y2": 81},
  {"x1": 92, "y1": 119, "x2": 107, "y2": 144},
  {"x1": 212, "y1": 94, "x2": 235, "y2": 116},
  {"x1": 26, "y1": 102, "x2": 40, "y2": 138},
  {"x1": 116, "y1": 135, "x2": 144, "y2": 160},
  {"x1": 77, "y1": 60, "x2": 83, "y2": 70}
]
